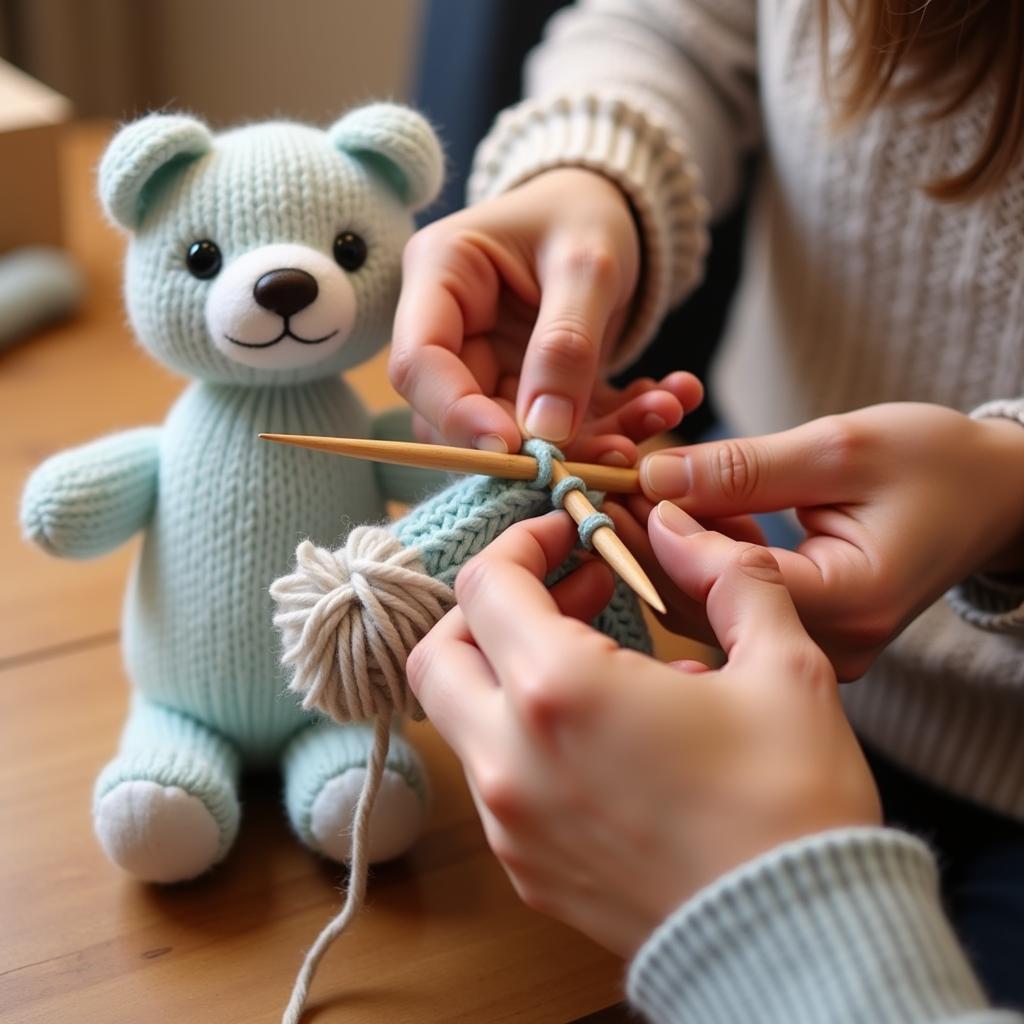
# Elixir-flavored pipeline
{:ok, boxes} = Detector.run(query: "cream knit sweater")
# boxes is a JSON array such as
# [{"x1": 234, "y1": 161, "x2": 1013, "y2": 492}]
[{"x1": 469, "y1": 0, "x2": 1024, "y2": 819}]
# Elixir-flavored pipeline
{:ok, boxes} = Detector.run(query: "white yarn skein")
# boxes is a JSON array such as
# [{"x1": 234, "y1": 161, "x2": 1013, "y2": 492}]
[
  {"x1": 270, "y1": 525, "x2": 454, "y2": 1024},
  {"x1": 273, "y1": 526, "x2": 453, "y2": 720}
]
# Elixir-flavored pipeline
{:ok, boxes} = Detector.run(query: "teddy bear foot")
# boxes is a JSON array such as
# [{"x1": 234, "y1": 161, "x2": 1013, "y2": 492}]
[
  {"x1": 310, "y1": 767, "x2": 425, "y2": 864},
  {"x1": 94, "y1": 780, "x2": 223, "y2": 883}
]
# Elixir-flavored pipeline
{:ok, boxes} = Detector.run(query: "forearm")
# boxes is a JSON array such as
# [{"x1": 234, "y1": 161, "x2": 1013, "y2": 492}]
[
  {"x1": 21, "y1": 427, "x2": 161, "y2": 558},
  {"x1": 947, "y1": 400, "x2": 1024, "y2": 633},
  {"x1": 628, "y1": 828, "x2": 1016, "y2": 1024}
]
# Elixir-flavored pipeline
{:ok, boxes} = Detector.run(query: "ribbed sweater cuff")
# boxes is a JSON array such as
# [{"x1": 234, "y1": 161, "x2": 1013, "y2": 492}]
[
  {"x1": 468, "y1": 94, "x2": 709, "y2": 372},
  {"x1": 947, "y1": 399, "x2": 1024, "y2": 634},
  {"x1": 627, "y1": 828, "x2": 995, "y2": 1024}
]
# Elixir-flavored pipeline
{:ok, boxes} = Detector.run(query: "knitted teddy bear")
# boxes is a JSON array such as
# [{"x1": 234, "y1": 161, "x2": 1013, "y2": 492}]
[{"x1": 20, "y1": 105, "x2": 447, "y2": 884}]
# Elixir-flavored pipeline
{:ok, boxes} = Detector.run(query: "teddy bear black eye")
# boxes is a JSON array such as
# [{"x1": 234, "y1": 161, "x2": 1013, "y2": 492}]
[
  {"x1": 186, "y1": 240, "x2": 222, "y2": 279},
  {"x1": 333, "y1": 231, "x2": 367, "y2": 272}
]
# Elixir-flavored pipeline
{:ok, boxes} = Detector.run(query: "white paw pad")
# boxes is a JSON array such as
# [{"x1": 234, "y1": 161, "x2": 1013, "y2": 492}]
[
  {"x1": 94, "y1": 780, "x2": 221, "y2": 883},
  {"x1": 311, "y1": 768, "x2": 425, "y2": 864}
]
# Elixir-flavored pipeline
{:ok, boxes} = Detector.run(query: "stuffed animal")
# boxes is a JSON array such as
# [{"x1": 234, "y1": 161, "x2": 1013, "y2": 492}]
[{"x1": 19, "y1": 105, "x2": 447, "y2": 883}]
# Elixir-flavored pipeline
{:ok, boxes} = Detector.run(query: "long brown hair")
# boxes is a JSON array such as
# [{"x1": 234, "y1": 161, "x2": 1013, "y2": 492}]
[{"x1": 821, "y1": 0, "x2": 1024, "y2": 200}]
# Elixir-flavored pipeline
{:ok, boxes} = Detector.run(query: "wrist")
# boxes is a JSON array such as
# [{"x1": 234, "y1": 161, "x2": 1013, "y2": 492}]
[
  {"x1": 974, "y1": 414, "x2": 1024, "y2": 573},
  {"x1": 469, "y1": 94, "x2": 708, "y2": 368}
]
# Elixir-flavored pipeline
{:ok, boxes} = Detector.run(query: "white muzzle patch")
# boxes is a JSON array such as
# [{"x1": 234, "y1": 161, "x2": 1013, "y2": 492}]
[{"x1": 205, "y1": 243, "x2": 357, "y2": 369}]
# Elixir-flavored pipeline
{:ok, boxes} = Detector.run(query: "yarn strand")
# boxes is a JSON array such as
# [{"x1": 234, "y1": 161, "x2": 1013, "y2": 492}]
[{"x1": 282, "y1": 714, "x2": 391, "y2": 1024}]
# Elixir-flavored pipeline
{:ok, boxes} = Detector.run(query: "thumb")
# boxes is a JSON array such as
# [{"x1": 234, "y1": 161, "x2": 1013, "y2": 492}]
[
  {"x1": 516, "y1": 242, "x2": 623, "y2": 444},
  {"x1": 648, "y1": 502, "x2": 822, "y2": 671},
  {"x1": 639, "y1": 421, "x2": 856, "y2": 517}
]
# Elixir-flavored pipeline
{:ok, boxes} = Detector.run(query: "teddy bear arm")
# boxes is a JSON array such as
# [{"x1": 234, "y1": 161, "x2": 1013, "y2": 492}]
[
  {"x1": 20, "y1": 426, "x2": 162, "y2": 559},
  {"x1": 370, "y1": 407, "x2": 452, "y2": 505}
]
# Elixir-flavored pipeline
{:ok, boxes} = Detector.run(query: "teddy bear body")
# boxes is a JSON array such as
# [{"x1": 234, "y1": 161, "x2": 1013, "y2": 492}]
[
  {"x1": 125, "y1": 377, "x2": 383, "y2": 757},
  {"x1": 21, "y1": 109, "x2": 445, "y2": 883}
]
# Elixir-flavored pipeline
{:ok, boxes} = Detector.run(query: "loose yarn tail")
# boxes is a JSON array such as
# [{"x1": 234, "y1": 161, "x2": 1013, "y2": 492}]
[
  {"x1": 271, "y1": 524, "x2": 449, "y2": 1020},
  {"x1": 282, "y1": 714, "x2": 391, "y2": 1024}
]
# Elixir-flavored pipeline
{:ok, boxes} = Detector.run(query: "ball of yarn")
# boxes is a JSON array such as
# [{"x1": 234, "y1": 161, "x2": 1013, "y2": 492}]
[{"x1": 270, "y1": 525, "x2": 454, "y2": 724}]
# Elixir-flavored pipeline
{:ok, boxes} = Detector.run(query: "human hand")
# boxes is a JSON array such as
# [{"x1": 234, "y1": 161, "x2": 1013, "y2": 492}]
[
  {"x1": 635, "y1": 403, "x2": 1024, "y2": 678},
  {"x1": 407, "y1": 510, "x2": 880, "y2": 958},
  {"x1": 390, "y1": 167, "x2": 701, "y2": 463}
]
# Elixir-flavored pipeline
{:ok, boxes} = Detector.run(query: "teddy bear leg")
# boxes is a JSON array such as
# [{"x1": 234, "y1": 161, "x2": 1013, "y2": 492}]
[
  {"x1": 282, "y1": 720, "x2": 428, "y2": 864},
  {"x1": 93, "y1": 698, "x2": 241, "y2": 883}
]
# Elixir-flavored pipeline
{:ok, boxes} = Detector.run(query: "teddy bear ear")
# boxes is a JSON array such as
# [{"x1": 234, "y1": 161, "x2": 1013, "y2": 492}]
[
  {"x1": 99, "y1": 113, "x2": 213, "y2": 230},
  {"x1": 328, "y1": 103, "x2": 444, "y2": 212}
]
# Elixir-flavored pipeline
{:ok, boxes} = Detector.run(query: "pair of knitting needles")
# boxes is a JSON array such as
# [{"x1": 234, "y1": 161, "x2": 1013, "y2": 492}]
[{"x1": 259, "y1": 433, "x2": 665, "y2": 614}]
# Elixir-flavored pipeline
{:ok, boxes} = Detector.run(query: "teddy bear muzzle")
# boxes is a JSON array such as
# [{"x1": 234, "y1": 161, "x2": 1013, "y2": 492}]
[{"x1": 205, "y1": 242, "x2": 357, "y2": 370}]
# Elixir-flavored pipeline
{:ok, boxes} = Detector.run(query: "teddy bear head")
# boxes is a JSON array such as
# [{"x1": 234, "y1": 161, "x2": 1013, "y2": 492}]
[{"x1": 99, "y1": 105, "x2": 443, "y2": 385}]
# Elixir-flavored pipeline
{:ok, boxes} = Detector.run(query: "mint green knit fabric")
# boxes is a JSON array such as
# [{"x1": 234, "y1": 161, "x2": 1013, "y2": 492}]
[
  {"x1": 21, "y1": 427, "x2": 161, "y2": 559},
  {"x1": 628, "y1": 828, "x2": 1012, "y2": 1024},
  {"x1": 20, "y1": 107, "x2": 447, "y2": 880},
  {"x1": 391, "y1": 469, "x2": 652, "y2": 654},
  {"x1": 94, "y1": 696, "x2": 243, "y2": 860},
  {"x1": 283, "y1": 719, "x2": 428, "y2": 850},
  {"x1": 119, "y1": 378, "x2": 396, "y2": 758}
]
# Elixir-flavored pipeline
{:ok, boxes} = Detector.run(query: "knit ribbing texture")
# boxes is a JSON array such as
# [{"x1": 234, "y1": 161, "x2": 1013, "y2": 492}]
[{"x1": 628, "y1": 828, "x2": 1006, "y2": 1024}]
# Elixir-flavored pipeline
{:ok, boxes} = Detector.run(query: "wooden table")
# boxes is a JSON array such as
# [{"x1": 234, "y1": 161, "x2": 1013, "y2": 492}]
[{"x1": 0, "y1": 123, "x2": 700, "y2": 1024}]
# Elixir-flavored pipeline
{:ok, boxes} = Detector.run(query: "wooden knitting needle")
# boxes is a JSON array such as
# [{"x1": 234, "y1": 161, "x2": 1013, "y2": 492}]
[
  {"x1": 548, "y1": 459, "x2": 665, "y2": 614},
  {"x1": 258, "y1": 433, "x2": 641, "y2": 494},
  {"x1": 260, "y1": 432, "x2": 666, "y2": 613}
]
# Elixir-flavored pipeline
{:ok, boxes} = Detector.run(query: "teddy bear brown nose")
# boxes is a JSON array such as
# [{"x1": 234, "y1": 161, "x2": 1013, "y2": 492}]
[{"x1": 253, "y1": 268, "x2": 319, "y2": 318}]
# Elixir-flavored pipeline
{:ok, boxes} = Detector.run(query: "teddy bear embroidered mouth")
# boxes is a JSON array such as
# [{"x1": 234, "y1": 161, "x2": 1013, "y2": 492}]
[{"x1": 225, "y1": 322, "x2": 340, "y2": 348}]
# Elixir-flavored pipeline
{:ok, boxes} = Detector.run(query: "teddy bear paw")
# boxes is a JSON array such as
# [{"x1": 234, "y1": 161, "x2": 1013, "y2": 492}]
[
  {"x1": 94, "y1": 780, "x2": 222, "y2": 883},
  {"x1": 310, "y1": 767, "x2": 425, "y2": 864}
]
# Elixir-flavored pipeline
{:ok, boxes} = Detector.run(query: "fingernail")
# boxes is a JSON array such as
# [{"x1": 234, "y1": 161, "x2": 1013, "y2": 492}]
[
  {"x1": 642, "y1": 453, "x2": 690, "y2": 497},
  {"x1": 597, "y1": 450, "x2": 631, "y2": 467},
  {"x1": 475, "y1": 433, "x2": 509, "y2": 454},
  {"x1": 655, "y1": 501, "x2": 700, "y2": 536},
  {"x1": 524, "y1": 394, "x2": 574, "y2": 443},
  {"x1": 641, "y1": 412, "x2": 668, "y2": 436}
]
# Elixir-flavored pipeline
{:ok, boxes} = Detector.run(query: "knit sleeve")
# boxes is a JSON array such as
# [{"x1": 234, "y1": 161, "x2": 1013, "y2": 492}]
[
  {"x1": 627, "y1": 828, "x2": 1018, "y2": 1024},
  {"x1": 946, "y1": 399, "x2": 1024, "y2": 634},
  {"x1": 468, "y1": 0, "x2": 759, "y2": 371}
]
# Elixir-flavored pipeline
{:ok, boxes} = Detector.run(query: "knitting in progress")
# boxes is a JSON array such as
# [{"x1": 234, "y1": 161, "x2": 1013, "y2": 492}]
[{"x1": 270, "y1": 443, "x2": 650, "y2": 1021}]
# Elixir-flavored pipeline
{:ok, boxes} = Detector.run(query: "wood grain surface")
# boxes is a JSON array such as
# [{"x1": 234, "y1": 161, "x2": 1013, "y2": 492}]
[{"x1": 0, "y1": 123, "x2": 706, "y2": 1024}]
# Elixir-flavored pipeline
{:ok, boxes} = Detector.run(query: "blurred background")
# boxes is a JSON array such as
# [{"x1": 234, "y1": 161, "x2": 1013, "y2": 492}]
[
  {"x1": 0, "y1": 0, "x2": 744, "y2": 432},
  {"x1": 0, "y1": 0, "x2": 424, "y2": 123},
  {"x1": 0, "y1": 0, "x2": 573, "y2": 222}
]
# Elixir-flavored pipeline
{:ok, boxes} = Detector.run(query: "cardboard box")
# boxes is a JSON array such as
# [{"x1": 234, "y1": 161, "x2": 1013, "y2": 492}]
[{"x1": 0, "y1": 58, "x2": 72, "y2": 251}]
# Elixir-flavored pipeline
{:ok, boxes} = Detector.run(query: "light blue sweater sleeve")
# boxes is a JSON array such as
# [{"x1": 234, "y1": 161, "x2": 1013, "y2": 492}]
[
  {"x1": 628, "y1": 827, "x2": 1021, "y2": 1024},
  {"x1": 21, "y1": 427, "x2": 161, "y2": 558}
]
